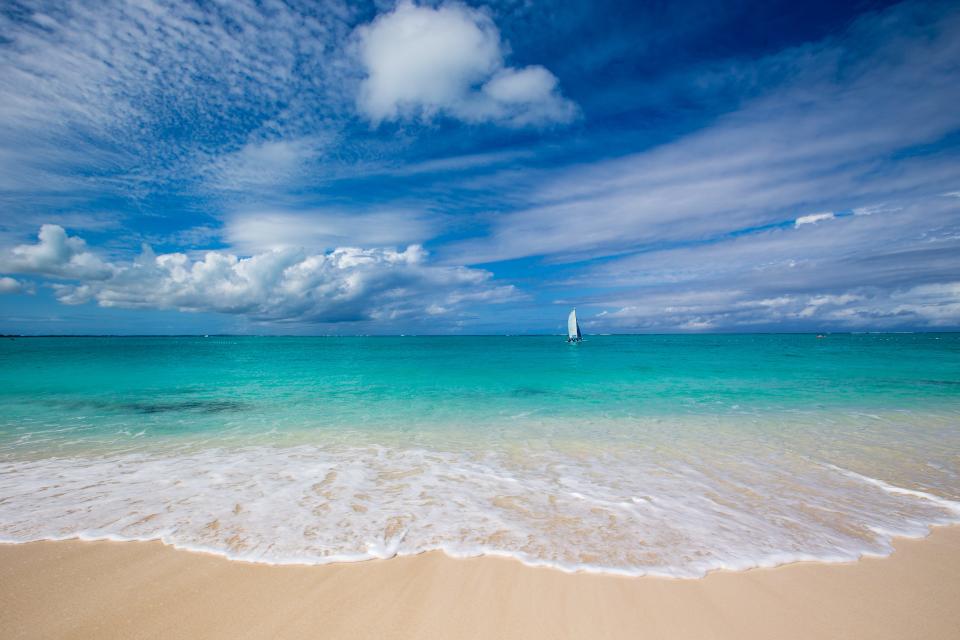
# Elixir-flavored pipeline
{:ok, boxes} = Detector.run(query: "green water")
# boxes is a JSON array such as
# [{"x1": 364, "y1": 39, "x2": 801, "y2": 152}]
[
  {"x1": 1, "y1": 334, "x2": 957, "y2": 443},
  {"x1": 0, "y1": 334, "x2": 958, "y2": 575}
]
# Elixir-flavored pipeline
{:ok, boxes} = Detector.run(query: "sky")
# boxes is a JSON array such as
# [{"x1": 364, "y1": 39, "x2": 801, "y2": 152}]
[{"x1": 0, "y1": 0, "x2": 958, "y2": 335}]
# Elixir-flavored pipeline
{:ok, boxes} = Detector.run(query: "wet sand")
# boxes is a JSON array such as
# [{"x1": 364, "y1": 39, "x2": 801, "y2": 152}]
[{"x1": 2, "y1": 526, "x2": 959, "y2": 639}]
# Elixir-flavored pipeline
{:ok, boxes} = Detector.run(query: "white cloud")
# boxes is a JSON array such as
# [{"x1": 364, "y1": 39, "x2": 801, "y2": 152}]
[
  {"x1": 887, "y1": 282, "x2": 960, "y2": 325},
  {"x1": 223, "y1": 209, "x2": 437, "y2": 254},
  {"x1": 3, "y1": 225, "x2": 517, "y2": 325},
  {"x1": 596, "y1": 284, "x2": 960, "y2": 331},
  {"x1": 852, "y1": 204, "x2": 894, "y2": 216},
  {"x1": 204, "y1": 137, "x2": 333, "y2": 192},
  {"x1": 0, "y1": 0, "x2": 355, "y2": 208},
  {"x1": 0, "y1": 277, "x2": 26, "y2": 294},
  {"x1": 678, "y1": 318, "x2": 714, "y2": 331},
  {"x1": 355, "y1": 1, "x2": 576, "y2": 126},
  {"x1": 483, "y1": 67, "x2": 555, "y2": 103},
  {"x1": 797, "y1": 293, "x2": 862, "y2": 318},
  {"x1": 1, "y1": 224, "x2": 113, "y2": 280},
  {"x1": 795, "y1": 212, "x2": 835, "y2": 227}
]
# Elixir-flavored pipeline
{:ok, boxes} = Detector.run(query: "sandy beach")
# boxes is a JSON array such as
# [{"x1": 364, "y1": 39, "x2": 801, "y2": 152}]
[{"x1": 1, "y1": 526, "x2": 958, "y2": 640}]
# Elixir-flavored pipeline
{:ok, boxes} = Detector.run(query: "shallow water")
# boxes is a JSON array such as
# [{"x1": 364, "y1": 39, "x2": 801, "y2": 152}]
[{"x1": 1, "y1": 335, "x2": 958, "y2": 576}]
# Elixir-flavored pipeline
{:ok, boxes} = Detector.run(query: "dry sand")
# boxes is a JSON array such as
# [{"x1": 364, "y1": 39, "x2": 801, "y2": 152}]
[{"x1": 2, "y1": 526, "x2": 959, "y2": 639}]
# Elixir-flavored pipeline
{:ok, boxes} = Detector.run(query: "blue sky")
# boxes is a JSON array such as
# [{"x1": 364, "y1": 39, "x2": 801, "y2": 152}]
[{"x1": 0, "y1": 0, "x2": 958, "y2": 334}]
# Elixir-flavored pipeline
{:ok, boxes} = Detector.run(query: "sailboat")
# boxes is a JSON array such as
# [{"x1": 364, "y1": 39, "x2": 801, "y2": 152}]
[{"x1": 567, "y1": 309, "x2": 582, "y2": 343}]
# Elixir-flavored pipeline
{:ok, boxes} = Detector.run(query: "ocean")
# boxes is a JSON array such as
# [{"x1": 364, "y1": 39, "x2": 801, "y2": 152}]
[{"x1": 1, "y1": 334, "x2": 958, "y2": 577}]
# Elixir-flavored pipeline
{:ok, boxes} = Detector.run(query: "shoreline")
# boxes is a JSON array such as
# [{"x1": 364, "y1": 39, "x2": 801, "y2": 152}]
[
  {"x1": 3, "y1": 526, "x2": 959, "y2": 639},
  {"x1": 0, "y1": 517, "x2": 954, "y2": 579}
]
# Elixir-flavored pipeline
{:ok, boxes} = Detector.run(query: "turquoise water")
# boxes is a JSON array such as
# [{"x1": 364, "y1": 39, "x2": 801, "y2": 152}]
[
  {"x1": 1, "y1": 335, "x2": 959, "y2": 576},
  {"x1": 2, "y1": 334, "x2": 958, "y2": 442}
]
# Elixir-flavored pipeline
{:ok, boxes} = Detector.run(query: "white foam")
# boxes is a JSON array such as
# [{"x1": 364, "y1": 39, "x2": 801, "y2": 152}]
[
  {"x1": 825, "y1": 464, "x2": 960, "y2": 515},
  {"x1": 1, "y1": 438, "x2": 959, "y2": 578}
]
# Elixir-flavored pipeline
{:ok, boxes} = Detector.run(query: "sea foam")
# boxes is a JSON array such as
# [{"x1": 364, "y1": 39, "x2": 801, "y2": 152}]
[{"x1": 2, "y1": 438, "x2": 959, "y2": 578}]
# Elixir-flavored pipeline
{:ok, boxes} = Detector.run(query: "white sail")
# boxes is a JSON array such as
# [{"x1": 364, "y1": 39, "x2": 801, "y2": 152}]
[{"x1": 567, "y1": 309, "x2": 582, "y2": 341}]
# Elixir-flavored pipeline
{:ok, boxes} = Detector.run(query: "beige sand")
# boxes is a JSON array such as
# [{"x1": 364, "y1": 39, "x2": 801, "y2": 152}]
[{"x1": 2, "y1": 527, "x2": 959, "y2": 639}]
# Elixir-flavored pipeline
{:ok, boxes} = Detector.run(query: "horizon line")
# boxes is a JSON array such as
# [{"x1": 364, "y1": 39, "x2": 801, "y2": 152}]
[{"x1": 3, "y1": 331, "x2": 958, "y2": 338}]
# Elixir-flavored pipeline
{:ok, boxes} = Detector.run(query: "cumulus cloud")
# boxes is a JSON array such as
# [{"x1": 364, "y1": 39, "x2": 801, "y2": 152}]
[
  {"x1": 355, "y1": 1, "x2": 576, "y2": 126},
  {"x1": 2, "y1": 225, "x2": 517, "y2": 325},
  {"x1": 0, "y1": 276, "x2": 27, "y2": 294},
  {"x1": 1, "y1": 224, "x2": 113, "y2": 280}
]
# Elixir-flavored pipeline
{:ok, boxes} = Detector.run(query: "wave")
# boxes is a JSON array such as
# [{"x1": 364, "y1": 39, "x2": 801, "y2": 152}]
[{"x1": 2, "y1": 443, "x2": 959, "y2": 578}]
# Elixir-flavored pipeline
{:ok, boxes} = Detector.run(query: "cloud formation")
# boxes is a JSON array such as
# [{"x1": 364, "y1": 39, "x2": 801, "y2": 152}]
[
  {"x1": 0, "y1": 1, "x2": 957, "y2": 333},
  {"x1": 574, "y1": 196, "x2": 960, "y2": 331},
  {"x1": 223, "y1": 209, "x2": 437, "y2": 254},
  {"x1": 0, "y1": 0, "x2": 354, "y2": 200},
  {"x1": 1, "y1": 226, "x2": 517, "y2": 325},
  {"x1": 3, "y1": 224, "x2": 113, "y2": 280},
  {"x1": 355, "y1": 1, "x2": 576, "y2": 126},
  {"x1": 447, "y1": 2, "x2": 960, "y2": 264}
]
